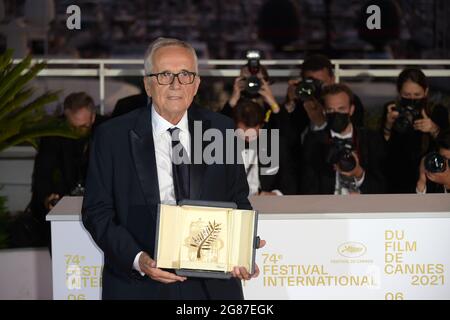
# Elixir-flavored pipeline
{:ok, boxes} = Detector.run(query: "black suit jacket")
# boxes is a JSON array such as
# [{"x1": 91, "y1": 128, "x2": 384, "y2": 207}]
[
  {"x1": 81, "y1": 105, "x2": 251, "y2": 300},
  {"x1": 299, "y1": 127, "x2": 387, "y2": 194},
  {"x1": 111, "y1": 93, "x2": 148, "y2": 118},
  {"x1": 28, "y1": 115, "x2": 107, "y2": 247},
  {"x1": 257, "y1": 134, "x2": 298, "y2": 195},
  {"x1": 382, "y1": 103, "x2": 449, "y2": 193}
]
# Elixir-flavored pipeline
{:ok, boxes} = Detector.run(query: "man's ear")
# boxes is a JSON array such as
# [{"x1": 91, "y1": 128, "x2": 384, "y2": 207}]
[
  {"x1": 349, "y1": 104, "x2": 355, "y2": 116},
  {"x1": 193, "y1": 76, "x2": 201, "y2": 95},
  {"x1": 143, "y1": 77, "x2": 152, "y2": 97}
]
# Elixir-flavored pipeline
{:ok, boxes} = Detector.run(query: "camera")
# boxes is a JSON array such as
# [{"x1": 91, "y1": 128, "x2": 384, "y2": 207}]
[
  {"x1": 393, "y1": 98, "x2": 424, "y2": 133},
  {"x1": 424, "y1": 152, "x2": 449, "y2": 173},
  {"x1": 326, "y1": 138, "x2": 356, "y2": 172},
  {"x1": 243, "y1": 50, "x2": 262, "y2": 97},
  {"x1": 296, "y1": 77, "x2": 323, "y2": 100}
]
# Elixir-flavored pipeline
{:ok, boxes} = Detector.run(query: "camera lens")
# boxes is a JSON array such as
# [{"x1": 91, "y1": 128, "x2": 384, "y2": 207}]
[
  {"x1": 393, "y1": 115, "x2": 411, "y2": 133},
  {"x1": 245, "y1": 75, "x2": 261, "y2": 95},
  {"x1": 424, "y1": 152, "x2": 447, "y2": 173},
  {"x1": 338, "y1": 150, "x2": 357, "y2": 172},
  {"x1": 295, "y1": 78, "x2": 322, "y2": 100}
]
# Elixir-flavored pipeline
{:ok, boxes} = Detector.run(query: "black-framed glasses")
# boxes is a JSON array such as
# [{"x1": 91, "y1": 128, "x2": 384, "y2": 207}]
[{"x1": 147, "y1": 71, "x2": 197, "y2": 85}]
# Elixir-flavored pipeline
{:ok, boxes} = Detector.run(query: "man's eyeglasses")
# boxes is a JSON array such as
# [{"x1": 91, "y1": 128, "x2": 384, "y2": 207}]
[{"x1": 147, "y1": 71, "x2": 197, "y2": 85}]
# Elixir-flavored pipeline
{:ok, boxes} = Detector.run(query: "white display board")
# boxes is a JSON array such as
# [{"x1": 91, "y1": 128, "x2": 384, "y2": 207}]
[
  {"x1": 51, "y1": 220, "x2": 103, "y2": 300},
  {"x1": 47, "y1": 195, "x2": 450, "y2": 300},
  {"x1": 244, "y1": 217, "x2": 450, "y2": 300}
]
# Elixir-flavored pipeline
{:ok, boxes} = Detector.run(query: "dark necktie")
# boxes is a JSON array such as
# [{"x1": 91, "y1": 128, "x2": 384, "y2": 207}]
[{"x1": 168, "y1": 127, "x2": 190, "y2": 203}]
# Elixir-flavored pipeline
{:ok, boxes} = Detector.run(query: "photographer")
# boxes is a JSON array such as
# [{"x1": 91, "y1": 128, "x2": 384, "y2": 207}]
[
  {"x1": 283, "y1": 55, "x2": 366, "y2": 186},
  {"x1": 28, "y1": 92, "x2": 106, "y2": 249},
  {"x1": 416, "y1": 129, "x2": 450, "y2": 194},
  {"x1": 284, "y1": 54, "x2": 365, "y2": 138},
  {"x1": 233, "y1": 100, "x2": 297, "y2": 196},
  {"x1": 300, "y1": 84, "x2": 386, "y2": 195},
  {"x1": 221, "y1": 51, "x2": 280, "y2": 128},
  {"x1": 382, "y1": 67, "x2": 449, "y2": 193}
]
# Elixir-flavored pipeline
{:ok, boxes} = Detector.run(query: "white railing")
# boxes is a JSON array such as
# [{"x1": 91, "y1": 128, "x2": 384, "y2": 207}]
[{"x1": 12, "y1": 59, "x2": 450, "y2": 114}]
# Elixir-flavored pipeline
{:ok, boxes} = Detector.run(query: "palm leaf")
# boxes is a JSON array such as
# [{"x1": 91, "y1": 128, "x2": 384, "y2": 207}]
[
  {"x1": 190, "y1": 220, "x2": 222, "y2": 259},
  {"x1": 6, "y1": 90, "x2": 60, "y2": 124},
  {"x1": 0, "y1": 54, "x2": 32, "y2": 100},
  {"x1": 0, "y1": 62, "x2": 46, "y2": 120},
  {"x1": 0, "y1": 50, "x2": 75, "y2": 152},
  {"x1": 0, "y1": 49, "x2": 13, "y2": 72}
]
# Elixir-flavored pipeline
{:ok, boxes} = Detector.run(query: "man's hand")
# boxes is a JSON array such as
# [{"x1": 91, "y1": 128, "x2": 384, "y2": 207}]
[
  {"x1": 229, "y1": 77, "x2": 245, "y2": 108},
  {"x1": 426, "y1": 166, "x2": 450, "y2": 190},
  {"x1": 231, "y1": 239, "x2": 266, "y2": 280},
  {"x1": 414, "y1": 109, "x2": 440, "y2": 137},
  {"x1": 139, "y1": 252, "x2": 187, "y2": 284},
  {"x1": 416, "y1": 157, "x2": 427, "y2": 193},
  {"x1": 336, "y1": 152, "x2": 365, "y2": 180},
  {"x1": 45, "y1": 193, "x2": 60, "y2": 210},
  {"x1": 286, "y1": 79, "x2": 300, "y2": 104},
  {"x1": 258, "y1": 79, "x2": 279, "y2": 114},
  {"x1": 259, "y1": 191, "x2": 277, "y2": 196},
  {"x1": 304, "y1": 98, "x2": 326, "y2": 127},
  {"x1": 385, "y1": 103, "x2": 399, "y2": 130}
]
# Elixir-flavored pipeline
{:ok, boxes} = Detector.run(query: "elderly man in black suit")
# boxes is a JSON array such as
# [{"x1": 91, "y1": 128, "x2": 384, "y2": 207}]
[{"x1": 82, "y1": 37, "x2": 264, "y2": 300}]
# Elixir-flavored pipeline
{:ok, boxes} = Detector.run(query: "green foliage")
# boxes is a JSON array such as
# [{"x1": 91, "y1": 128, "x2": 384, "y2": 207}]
[{"x1": 0, "y1": 49, "x2": 79, "y2": 152}]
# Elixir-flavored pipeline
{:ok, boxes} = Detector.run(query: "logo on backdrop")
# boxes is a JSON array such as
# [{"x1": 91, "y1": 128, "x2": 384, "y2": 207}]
[{"x1": 338, "y1": 242, "x2": 367, "y2": 259}]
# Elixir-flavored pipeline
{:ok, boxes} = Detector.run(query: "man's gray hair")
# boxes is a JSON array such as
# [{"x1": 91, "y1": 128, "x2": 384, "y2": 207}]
[{"x1": 144, "y1": 37, "x2": 198, "y2": 74}]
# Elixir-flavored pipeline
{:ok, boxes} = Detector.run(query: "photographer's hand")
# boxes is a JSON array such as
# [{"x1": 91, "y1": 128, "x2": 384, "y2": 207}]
[
  {"x1": 414, "y1": 109, "x2": 440, "y2": 138},
  {"x1": 45, "y1": 193, "x2": 60, "y2": 210},
  {"x1": 426, "y1": 166, "x2": 450, "y2": 190},
  {"x1": 304, "y1": 98, "x2": 326, "y2": 127},
  {"x1": 336, "y1": 152, "x2": 365, "y2": 180},
  {"x1": 384, "y1": 104, "x2": 399, "y2": 141},
  {"x1": 259, "y1": 79, "x2": 280, "y2": 114},
  {"x1": 285, "y1": 79, "x2": 300, "y2": 113},
  {"x1": 229, "y1": 77, "x2": 245, "y2": 108},
  {"x1": 416, "y1": 157, "x2": 427, "y2": 193}
]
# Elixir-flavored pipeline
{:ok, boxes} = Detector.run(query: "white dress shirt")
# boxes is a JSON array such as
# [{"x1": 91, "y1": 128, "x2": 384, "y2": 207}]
[
  {"x1": 133, "y1": 105, "x2": 190, "y2": 275},
  {"x1": 330, "y1": 128, "x2": 365, "y2": 195},
  {"x1": 241, "y1": 148, "x2": 282, "y2": 196}
]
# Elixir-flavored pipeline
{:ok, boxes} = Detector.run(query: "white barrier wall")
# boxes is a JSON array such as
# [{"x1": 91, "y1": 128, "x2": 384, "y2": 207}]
[
  {"x1": 0, "y1": 248, "x2": 52, "y2": 300},
  {"x1": 47, "y1": 195, "x2": 450, "y2": 300}
]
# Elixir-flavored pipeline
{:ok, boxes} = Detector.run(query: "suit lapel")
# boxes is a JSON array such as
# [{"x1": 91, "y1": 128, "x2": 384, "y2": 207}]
[
  {"x1": 188, "y1": 105, "x2": 210, "y2": 200},
  {"x1": 130, "y1": 107, "x2": 161, "y2": 207}
]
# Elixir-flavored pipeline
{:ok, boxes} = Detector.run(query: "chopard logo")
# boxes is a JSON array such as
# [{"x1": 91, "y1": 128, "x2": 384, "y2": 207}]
[{"x1": 338, "y1": 242, "x2": 367, "y2": 258}]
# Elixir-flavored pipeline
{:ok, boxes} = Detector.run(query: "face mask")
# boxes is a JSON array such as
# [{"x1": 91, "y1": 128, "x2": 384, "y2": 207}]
[{"x1": 327, "y1": 112, "x2": 350, "y2": 133}]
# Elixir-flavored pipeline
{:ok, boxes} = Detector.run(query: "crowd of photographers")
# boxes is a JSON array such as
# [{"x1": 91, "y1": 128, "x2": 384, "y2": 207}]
[
  {"x1": 21, "y1": 52, "x2": 450, "y2": 248},
  {"x1": 223, "y1": 51, "x2": 450, "y2": 196}
]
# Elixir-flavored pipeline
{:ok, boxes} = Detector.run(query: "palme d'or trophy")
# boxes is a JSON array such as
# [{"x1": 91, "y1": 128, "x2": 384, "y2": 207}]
[{"x1": 154, "y1": 200, "x2": 259, "y2": 279}]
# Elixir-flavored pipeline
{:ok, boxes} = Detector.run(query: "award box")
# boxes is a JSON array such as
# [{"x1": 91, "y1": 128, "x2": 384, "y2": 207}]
[{"x1": 154, "y1": 200, "x2": 259, "y2": 279}]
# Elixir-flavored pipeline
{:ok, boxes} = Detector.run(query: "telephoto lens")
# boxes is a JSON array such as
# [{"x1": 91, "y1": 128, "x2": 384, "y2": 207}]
[{"x1": 424, "y1": 152, "x2": 448, "y2": 173}]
